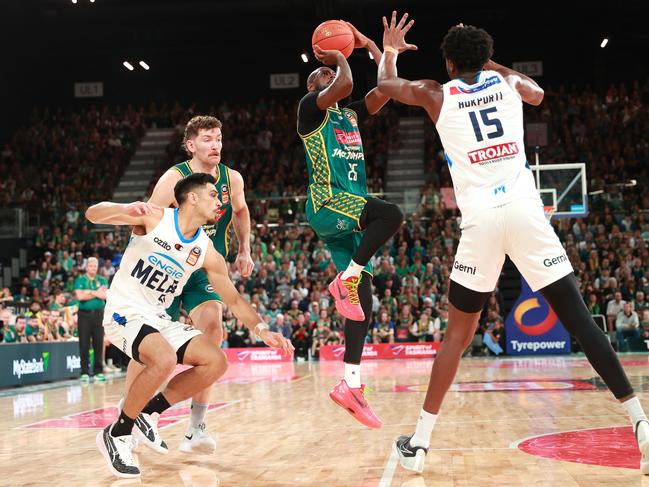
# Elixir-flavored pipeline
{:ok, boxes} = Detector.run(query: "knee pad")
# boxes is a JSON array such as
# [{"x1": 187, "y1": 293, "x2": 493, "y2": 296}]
[{"x1": 449, "y1": 280, "x2": 490, "y2": 314}]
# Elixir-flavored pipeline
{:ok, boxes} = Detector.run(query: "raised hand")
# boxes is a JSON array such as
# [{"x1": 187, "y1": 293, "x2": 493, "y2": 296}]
[
  {"x1": 344, "y1": 21, "x2": 370, "y2": 49},
  {"x1": 382, "y1": 10, "x2": 418, "y2": 54}
]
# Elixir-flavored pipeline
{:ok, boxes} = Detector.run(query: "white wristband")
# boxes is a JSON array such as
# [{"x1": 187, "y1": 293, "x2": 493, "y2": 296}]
[
  {"x1": 384, "y1": 46, "x2": 399, "y2": 55},
  {"x1": 254, "y1": 323, "x2": 269, "y2": 337}
]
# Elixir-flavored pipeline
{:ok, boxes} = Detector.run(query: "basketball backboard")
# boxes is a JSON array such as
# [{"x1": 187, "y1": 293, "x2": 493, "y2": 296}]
[{"x1": 530, "y1": 163, "x2": 587, "y2": 219}]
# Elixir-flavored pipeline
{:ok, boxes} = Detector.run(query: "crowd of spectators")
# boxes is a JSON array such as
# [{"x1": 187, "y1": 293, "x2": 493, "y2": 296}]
[
  {"x1": 1, "y1": 79, "x2": 648, "y2": 358},
  {"x1": 148, "y1": 98, "x2": 398, "y2": 221},
  {"x1": 0, "y1": 105, "x2": 146, "y2": 222}
]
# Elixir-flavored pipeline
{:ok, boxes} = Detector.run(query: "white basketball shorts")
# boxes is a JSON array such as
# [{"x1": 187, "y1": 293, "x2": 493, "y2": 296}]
[
  {"x1": 450, "y1": 197, "x2": 574, "y2": 293},
  {"x1": 103, "y1": 310, "x2": 202, "y2": 361}
]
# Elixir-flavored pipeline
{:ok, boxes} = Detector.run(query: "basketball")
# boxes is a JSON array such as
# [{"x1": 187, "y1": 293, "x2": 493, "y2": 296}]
[{"x1": 312, "y1": 20, "x2": 354, "y2": 59}]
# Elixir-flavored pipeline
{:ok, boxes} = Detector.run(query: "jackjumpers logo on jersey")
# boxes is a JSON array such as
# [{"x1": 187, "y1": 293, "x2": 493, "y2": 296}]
[
  {"x1": 468, "y1": 142, "x2": 519, "y2": 164},
  {"x1": 332, "y1": 148, "x2": 365, "y2": 160}
]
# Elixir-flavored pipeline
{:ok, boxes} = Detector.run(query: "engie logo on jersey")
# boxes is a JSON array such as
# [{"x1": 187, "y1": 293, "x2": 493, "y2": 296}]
[
  {"x1": 130, "y1": 253, "x2": 182, "y2": 295},
  {"x1": 146, "y1": 253, "x2": 184, "y2": 278},
  {"x1": 468, "y1": 142, "x2": 519, "y2": 165}
]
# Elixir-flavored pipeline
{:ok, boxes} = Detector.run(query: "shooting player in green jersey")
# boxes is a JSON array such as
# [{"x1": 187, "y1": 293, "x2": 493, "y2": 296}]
[{"x1": 297, "y1": 22, "x2": 404, "y2": 429}]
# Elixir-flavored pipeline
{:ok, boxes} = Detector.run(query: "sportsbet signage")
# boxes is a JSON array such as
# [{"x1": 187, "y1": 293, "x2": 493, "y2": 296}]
[
  {"x1": 1, "y1": 342, "x2": 82, "y2": 387},
  {"x1": 505, "y1": 278, "x2": 571, "y2": 355},
  {"x1": 319, "y1": 342, "x2": 440, "y2": 361}
]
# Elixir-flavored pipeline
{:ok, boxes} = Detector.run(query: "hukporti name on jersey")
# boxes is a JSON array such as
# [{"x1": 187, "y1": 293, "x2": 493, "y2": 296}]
[
  {"x1": 468, "y1": 141, "x2": 520, "y2": 165},
  {"x1": 130, "y1": 253, "x2": 182, "y2": 303},
  {"x1": 457, "y1": 91, "x2": 504, "y2": 109}
]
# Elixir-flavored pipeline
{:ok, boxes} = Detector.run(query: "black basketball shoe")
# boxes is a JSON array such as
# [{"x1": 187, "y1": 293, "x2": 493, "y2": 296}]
[
  {"x1": 394, "y1": 434, "x2": 428, "y2": 473},
  {"x1": 96, "y1": 425, "x2": 140, "y2": 478}
]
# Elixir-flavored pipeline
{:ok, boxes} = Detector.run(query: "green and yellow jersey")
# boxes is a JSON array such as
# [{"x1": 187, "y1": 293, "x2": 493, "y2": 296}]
[
  {"x1": 173, "y1": 161, "x2": 233, "y2": 256},
  {"x1": 297, "y1": 92, "x2": 369, "y2": 221}
]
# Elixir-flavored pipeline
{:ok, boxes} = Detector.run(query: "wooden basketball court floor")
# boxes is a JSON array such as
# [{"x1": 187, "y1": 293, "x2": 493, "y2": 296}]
[{"x1": 2, "y1": 354, "x2": 649, "y2": 487}]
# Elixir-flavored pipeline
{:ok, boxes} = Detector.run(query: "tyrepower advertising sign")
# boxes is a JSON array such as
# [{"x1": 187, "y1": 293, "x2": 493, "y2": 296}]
[
  {"x1": 319, "y1": 342, "x2": 440, "y2": 361},
  {"x1": 505, "y1": 278, "x2": 571, "y2": 355}
]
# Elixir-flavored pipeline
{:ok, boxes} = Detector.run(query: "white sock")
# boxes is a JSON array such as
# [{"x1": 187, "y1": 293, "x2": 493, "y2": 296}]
[
  {"x1": 410, "y1": 408, "x2": 438, "y2": 448},
  {"x1": 344, "y1": 363, "x2": 361, "y2": 388},
  {"x1": 341, "y1": 260, "x2": 363, "y2": 280},
  {"x1": 622, "y1": 396, "x2": 648, "y2": 431},
  {"x1": 189, "y1": 402, "x2": 209, "y2": 430}
]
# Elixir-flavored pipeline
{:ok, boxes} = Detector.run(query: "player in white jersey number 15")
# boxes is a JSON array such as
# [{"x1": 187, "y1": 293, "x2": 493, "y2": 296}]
[
  {"x1": 85, "y1": 173, "x2": 293, "y2": 479},
  {"x1": 377, "y1": 11, "x2": 649, "y2": 475}
]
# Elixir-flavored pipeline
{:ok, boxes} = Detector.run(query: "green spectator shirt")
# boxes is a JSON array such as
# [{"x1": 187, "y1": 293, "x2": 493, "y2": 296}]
[
  {"x1": 74, "y1": 274, "x2": 108, "y2": 311},
  {"x1": 3, "y1": 325, "x2": 17, "y2": 343}
]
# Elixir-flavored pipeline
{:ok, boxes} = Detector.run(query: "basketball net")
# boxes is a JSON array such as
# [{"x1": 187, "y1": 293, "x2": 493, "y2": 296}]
[{"x1": 543, "y1": 205, "x2": 556, "y2": 221}]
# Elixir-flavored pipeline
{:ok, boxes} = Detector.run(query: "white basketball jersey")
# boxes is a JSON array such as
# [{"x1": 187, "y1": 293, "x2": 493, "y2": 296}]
[
  {"x1": 104, "y1": 208, "x2": 209, "y2": 323},
  {"x1": 436, "y1": 70, "x2": 539, "y2": 217}
]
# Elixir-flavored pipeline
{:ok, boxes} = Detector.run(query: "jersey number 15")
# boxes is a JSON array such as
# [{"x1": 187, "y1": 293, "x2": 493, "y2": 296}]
[{"x1": 468, "y1": 107, "x2": 503, "y2": 142}]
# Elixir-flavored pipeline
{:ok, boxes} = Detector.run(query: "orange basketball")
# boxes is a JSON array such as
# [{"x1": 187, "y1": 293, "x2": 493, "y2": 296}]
[{"x1": 312, "y1": 20, "x2": 354, "y2": 59}]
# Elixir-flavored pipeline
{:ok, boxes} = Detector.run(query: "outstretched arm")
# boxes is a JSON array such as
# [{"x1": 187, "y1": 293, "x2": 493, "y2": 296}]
[
  {"x1": 377, "y1": 11, "x2": 443, "y2": 120},
  {"x1": 203, "y1": 244, "x2": 294, "y2": 354},
  {"x1": 345, "y1": 21, "x2": 389, "y2": 115},
  {"x1": 484, "y1": 60, "x2": 544, "y2": 106},
  {"x1": 314, "y1": 47, "x2": 354, "y2": 110},
  {"x1": 85, "y1": 201, "x2": 162, "y2": 227},
  {"x1": 148, "y1": 169, "x2": 183, "y2": 207}
]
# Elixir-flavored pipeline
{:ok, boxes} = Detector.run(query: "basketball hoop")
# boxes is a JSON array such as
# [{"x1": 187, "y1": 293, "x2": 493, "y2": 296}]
[{"x1": 543, "y1": 205, "x2": 556, "y2": 221}]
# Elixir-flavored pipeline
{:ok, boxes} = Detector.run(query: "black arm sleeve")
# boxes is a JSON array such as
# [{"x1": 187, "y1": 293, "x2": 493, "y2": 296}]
[
  {"x1": 344, "y1": 98, "x2": 370, "y2": 125},
  {"x1": 297, "y1": 92, "x2": 327, "y2": 136}
]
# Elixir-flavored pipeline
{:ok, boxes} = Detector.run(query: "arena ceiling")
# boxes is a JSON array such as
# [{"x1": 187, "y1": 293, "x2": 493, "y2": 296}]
[{"x1": 0, "y1": 1, "x2": 647, "y2": 136}]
